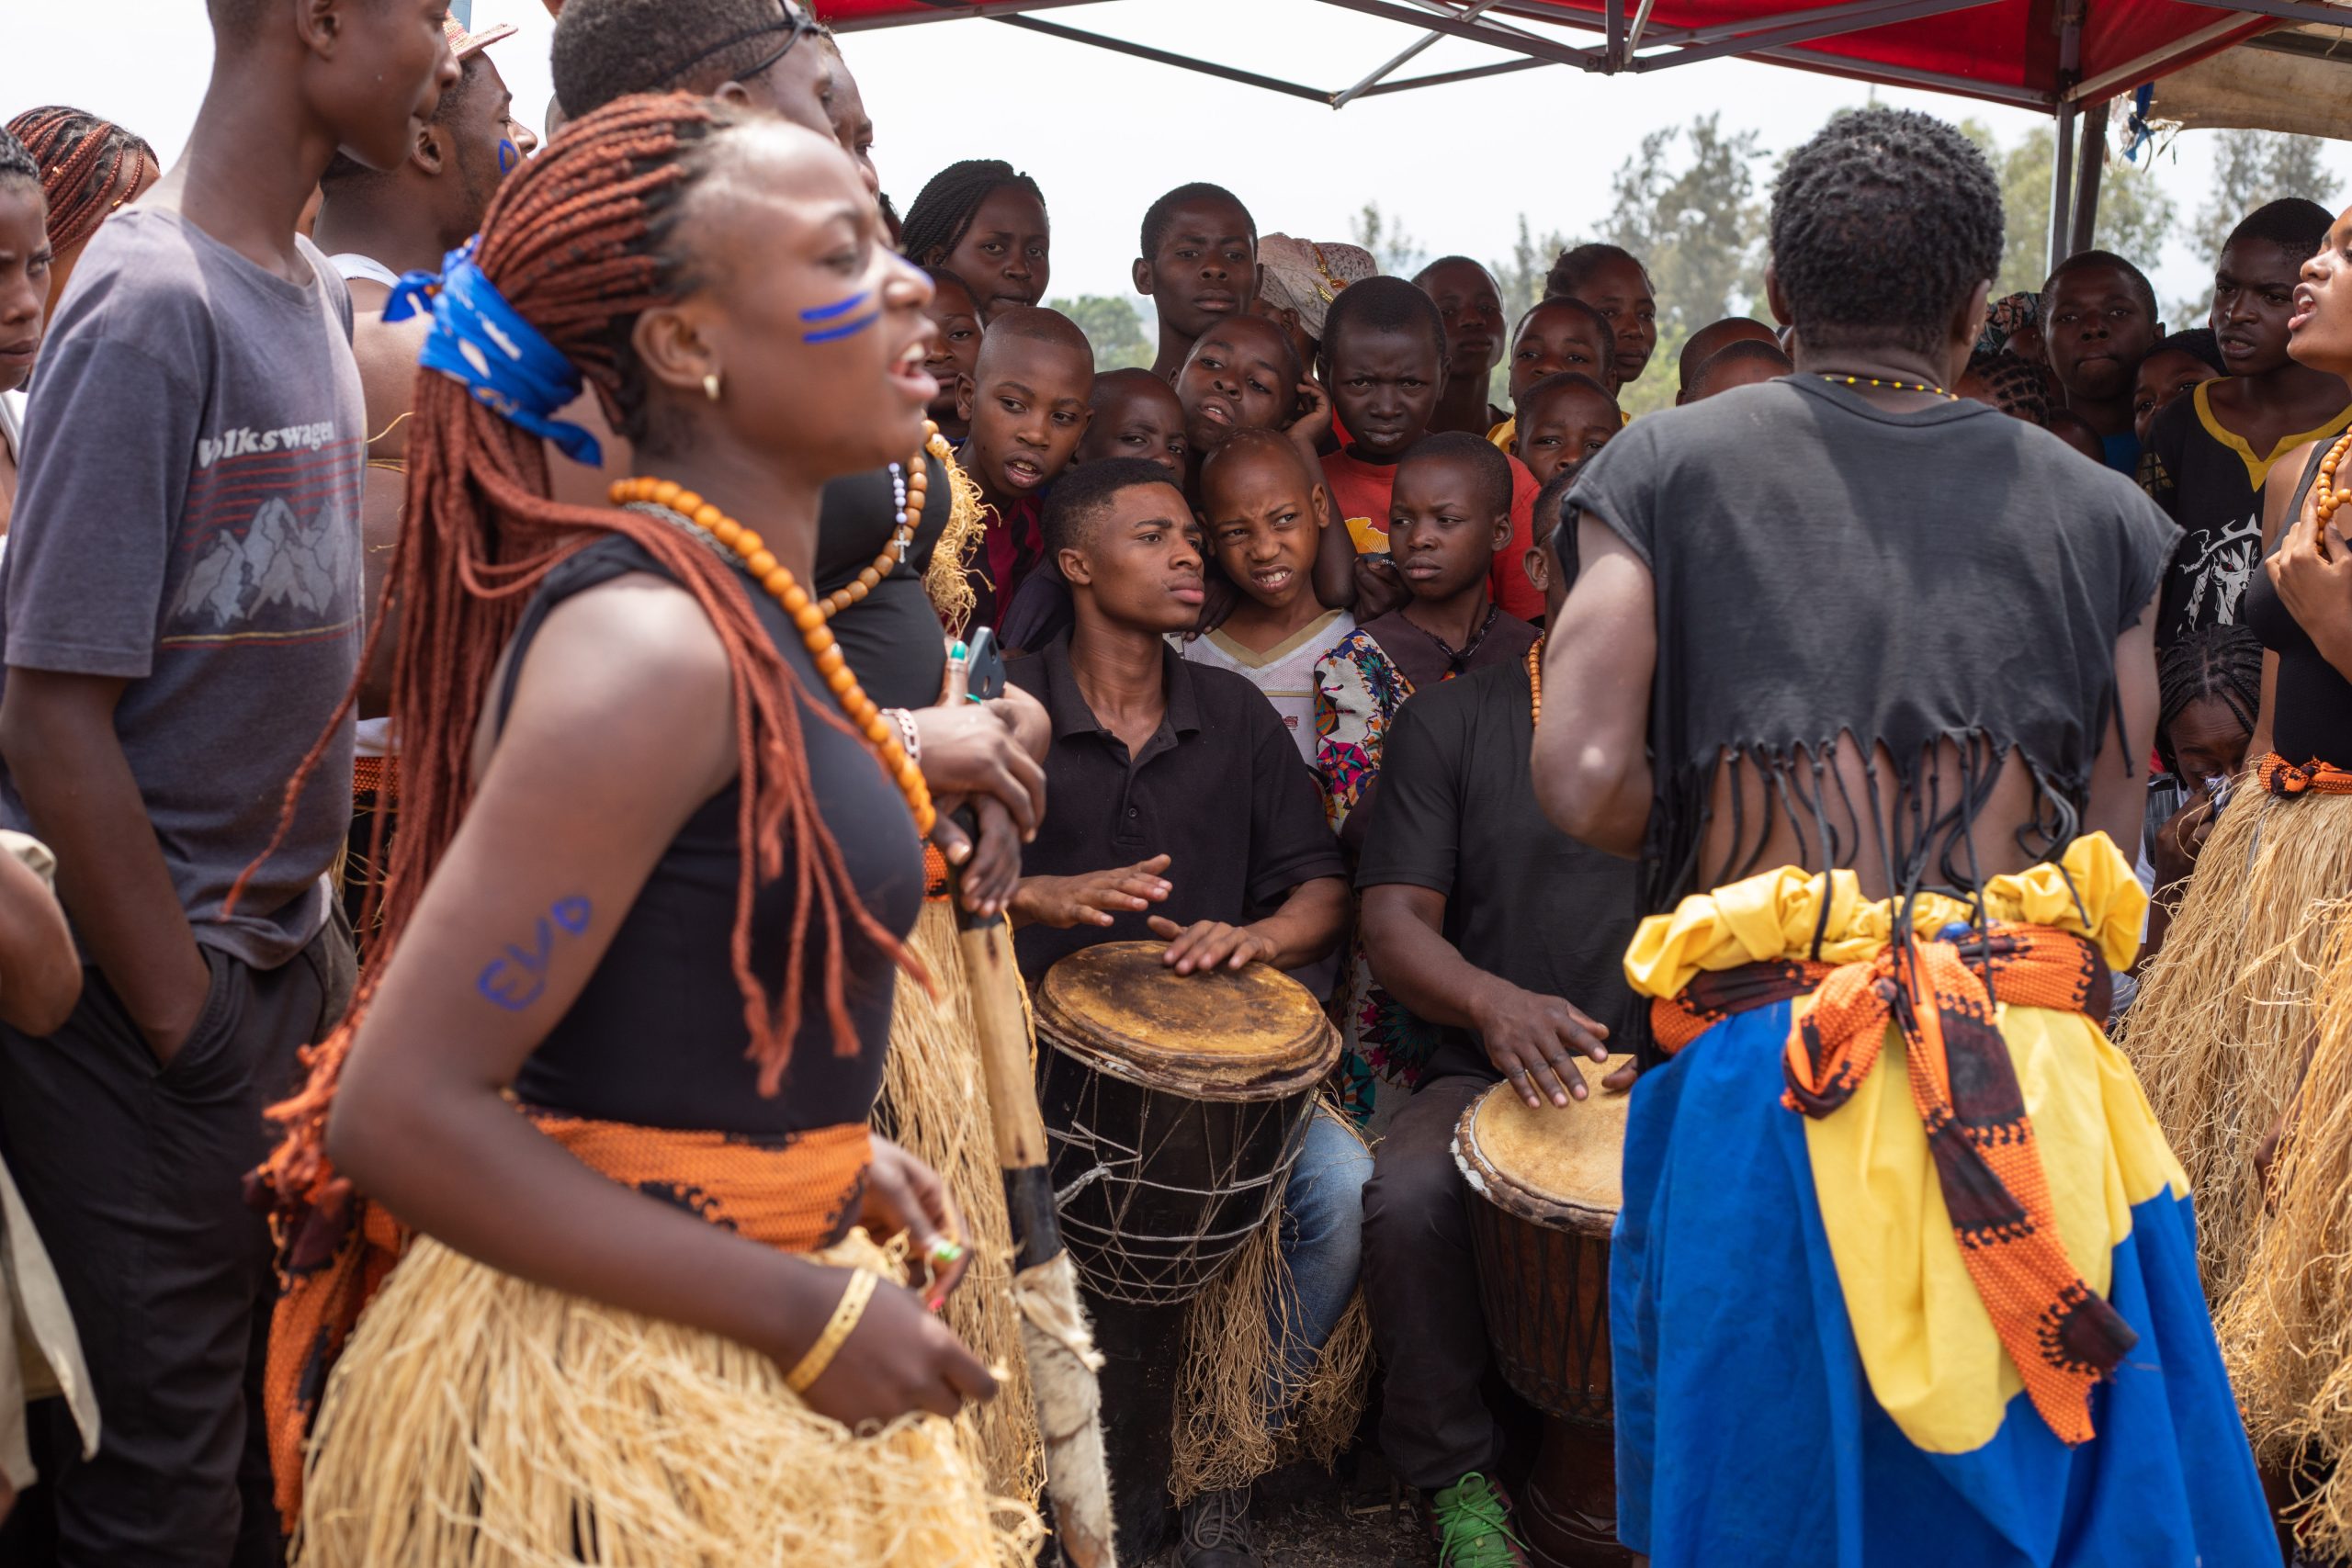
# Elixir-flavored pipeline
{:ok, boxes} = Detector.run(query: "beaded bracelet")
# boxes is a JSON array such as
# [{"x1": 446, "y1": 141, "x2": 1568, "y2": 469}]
[
  {"x1": 884, "y1": 706, "x2": 922, "y2": 769},
  {"x1": 786, "y1": 1269, "x2": 878, "y2": 1393}
]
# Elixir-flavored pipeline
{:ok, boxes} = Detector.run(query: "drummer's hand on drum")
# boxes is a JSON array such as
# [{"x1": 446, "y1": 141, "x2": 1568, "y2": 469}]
[
  {"x1": 1007, "y1": 855, "x2": 1172, "y2": 929},
  {"x1": 1148, "y1": 915, "x2": 1276, "y2": 976},
  {"x1": 1471, "y1": 981, "x2": 1611, "y2": 1109},
  {"x1": 860, "y1": 1136, "x2": 973, "y2": 1304},
  {"x1": 796, "y1": 1271, "x2": 1000, "y2": 1426}
]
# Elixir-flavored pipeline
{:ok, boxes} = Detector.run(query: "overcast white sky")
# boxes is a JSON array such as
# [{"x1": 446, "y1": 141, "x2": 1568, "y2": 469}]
[{"x1": 7, "y1": 0, "x2": 2349, "y2": 314}]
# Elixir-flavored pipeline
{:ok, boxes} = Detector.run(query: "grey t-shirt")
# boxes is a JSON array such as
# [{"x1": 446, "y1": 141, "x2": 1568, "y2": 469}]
[{"x1": 0, "y1": 209, "x2": 364, "y2": 969}]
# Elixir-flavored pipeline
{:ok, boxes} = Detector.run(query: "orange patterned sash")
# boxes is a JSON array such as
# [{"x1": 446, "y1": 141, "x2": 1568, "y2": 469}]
[
  {"x1": 1656, "y1": 924, "x2": 2133, "y2": 1445},
  {"x1": 257, "y1": 1106, "x2": 872, "y2": 1529}
]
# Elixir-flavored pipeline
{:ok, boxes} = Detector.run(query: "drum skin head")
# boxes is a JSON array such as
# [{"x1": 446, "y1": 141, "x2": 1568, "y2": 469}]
[
  {"x1": 1034, "y1": 942, "x2": 1340, "y2": 1101},
  {"x1": 1454, "y1": 1055, "x2": 1635, "y2": 1235}
]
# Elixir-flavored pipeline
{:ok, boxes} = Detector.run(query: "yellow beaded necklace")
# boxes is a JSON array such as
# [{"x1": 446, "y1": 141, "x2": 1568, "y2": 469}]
[
  {"x1": 606, "y1": 474, "x2": 936, "y2": 836},
  {"x1": 1817, "y1": 373, "x2": 1956, "y2": 400}
]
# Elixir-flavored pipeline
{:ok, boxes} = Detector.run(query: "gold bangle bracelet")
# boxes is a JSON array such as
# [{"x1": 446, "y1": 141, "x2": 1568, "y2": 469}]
[{"x1": 786, "y1": 1269, "x2": 878, "y2": 1393}]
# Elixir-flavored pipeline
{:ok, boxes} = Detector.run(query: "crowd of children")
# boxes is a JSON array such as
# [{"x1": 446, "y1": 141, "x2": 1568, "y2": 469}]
[{"x1": 5, "y1": 3, "x2": 2352, "y2": 1567}]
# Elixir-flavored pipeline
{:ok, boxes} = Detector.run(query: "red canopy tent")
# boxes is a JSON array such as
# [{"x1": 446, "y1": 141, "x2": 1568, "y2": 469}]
[{"x1": 815, "y1": 0, "x2": 2352, "y2": 270}]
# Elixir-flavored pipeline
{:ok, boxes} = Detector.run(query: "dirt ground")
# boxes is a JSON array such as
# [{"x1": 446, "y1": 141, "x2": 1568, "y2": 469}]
[{"x1": 1138, "y1": 1457, "x2": 1442, "y2": 1568}]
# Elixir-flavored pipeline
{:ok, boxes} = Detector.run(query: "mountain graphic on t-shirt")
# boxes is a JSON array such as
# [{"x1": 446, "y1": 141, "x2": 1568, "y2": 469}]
[{"x1": 172, "y1": 496, "x2": 355, "y2": 631}]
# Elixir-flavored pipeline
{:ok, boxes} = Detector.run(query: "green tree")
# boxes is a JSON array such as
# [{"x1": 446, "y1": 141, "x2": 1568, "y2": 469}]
[
  {"x1": 1488, "y1": 213, "x2": 1571, "y2": 406},
  {"x1": 2173, "y1": 130, "x2": 2339, "y2": 320},
  {"x1": 1351, "y1": 201, "x2": 1427, "y2": 276},
  {"x1": 1587, "y1": 114, "x2": 1770, "y2": 416},
  {"x1": 1958, "y1": 120, "x2": 2177, "y2": 306},
  {"x1": 1046, "y1": 294, "x2": 1154, "y2": 373}
]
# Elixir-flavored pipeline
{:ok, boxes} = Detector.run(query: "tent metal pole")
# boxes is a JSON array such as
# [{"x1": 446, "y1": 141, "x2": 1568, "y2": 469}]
[
  {"x1": 2065, "y1": 15, "x2": 2253, "y2": 98},
  {"x1": 831, "y1": 0, "x2": 1111, "y2": 31},
  {"x1": 1332, "y1": 0, "x2": 1502, "y2": 107},
  {"x1": 984, "y1": 15, "x2": 1340, "y2": 101},
  {"x1": 1625, "y1": 0, "x2": 1661, "y2": 56},
  {"x1": 2069, "y1": 97, "x2": 2109, "y2": 255},
  {"x1": 2047, "y1": 1, "x2": 2083, "y2": 276},
  {"x1": 1630, "y1": 0, "x2": 2003, "y2": 71},
  {"x1": 2050, "y1": 99, "x2": 2078, "y2": 276},
  {"x1": 2171, "y1": 0, "x2": 2352, "y2": 28},
  {"x1": 1310, "y1": 0, "x2": 1604, "y2": 68}
]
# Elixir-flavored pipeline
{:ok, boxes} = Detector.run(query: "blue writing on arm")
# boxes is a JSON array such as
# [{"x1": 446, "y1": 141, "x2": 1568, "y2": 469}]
[{"x1": 476, "y1": 896, "x2": 594, "y2": 1011}]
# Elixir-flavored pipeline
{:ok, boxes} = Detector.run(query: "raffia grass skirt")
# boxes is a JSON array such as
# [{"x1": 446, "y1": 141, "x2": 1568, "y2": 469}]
[
  {"x1": 874, "y1": 898, "x2": 1045, "y2": 1506},
  {"x1": 2217, "y1": 903, "x2": 2352, "y2": 1557},
  {"x1": 2116, "y1": 786, "x2": 2352, "y2": 1304},
  {"x1": 293, "y1": 1230, "x2": 1044, "y2": 1567},
  {"x1": 1168, "y1": 1111, "x2": 1374, "y2": 1506}
]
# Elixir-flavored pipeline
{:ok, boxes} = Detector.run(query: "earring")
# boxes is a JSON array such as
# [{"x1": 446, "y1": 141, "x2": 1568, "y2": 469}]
[{"x1": 703, "y1": 371, "x2": 722, "y2": 403}]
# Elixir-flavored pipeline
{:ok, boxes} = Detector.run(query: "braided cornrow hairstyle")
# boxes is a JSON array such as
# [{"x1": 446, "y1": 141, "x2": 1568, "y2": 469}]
[
  {"x1": 898, "y1": 157, "x2": 1044, "y2": 270},
  {"x1": 5, "y1": 107, "x2": 154, "y2": 256},
  {"x1": 256, "y1": 93, "x2": 909, "y2": 1213},
  {"x1": 2154, "y1": 624, "x2": 2263, "y2": 777}
]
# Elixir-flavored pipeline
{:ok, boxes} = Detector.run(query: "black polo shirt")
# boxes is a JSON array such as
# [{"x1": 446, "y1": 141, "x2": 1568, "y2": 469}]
[
  {"x1": 1354, "y1": 655, "x2": 1640, "y2": 1085},
  {"x1": 1009, "y1": 630, "x2": 1345, "y2": 985}
]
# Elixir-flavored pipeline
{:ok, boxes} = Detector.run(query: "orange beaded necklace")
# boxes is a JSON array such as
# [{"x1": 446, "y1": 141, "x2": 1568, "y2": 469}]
[
  {"x1": 2316, "y1": 430, "x2": 2352, "y2": 532},
  {"x1": 1527, "y1": 638, "x2": 1543, "y2": 728},
  {"x1": 820, "y1": 422, "x2": 933, "y2": 619},
  {"x1": 607, "y1": 473, "x2": 937, "y2": 836}
]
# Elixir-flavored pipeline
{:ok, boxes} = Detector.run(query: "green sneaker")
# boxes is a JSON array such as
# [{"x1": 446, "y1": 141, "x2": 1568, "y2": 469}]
[{"x1": 1427, "y1": 1472, "x2": 1530, "y2": 1568}]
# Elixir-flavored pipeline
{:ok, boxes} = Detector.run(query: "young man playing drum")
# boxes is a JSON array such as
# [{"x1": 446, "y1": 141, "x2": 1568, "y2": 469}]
[
  {"x1": 1357, "y1": 502, "x2": 1641, "y2": 1568},
  {"x1": 1006, "y1": 457, "x2": 1360, "y2": 1568},
  {"x1": 1537, "y1": 108, "x2": 2273, "y2": 1567}
]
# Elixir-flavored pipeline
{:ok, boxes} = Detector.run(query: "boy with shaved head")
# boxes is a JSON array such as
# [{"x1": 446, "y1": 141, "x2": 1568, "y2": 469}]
[
  {"x1": 958, "y1": 304, "x2": 1094, "y2": 627},
  {"x1": 1677, "y1": 316, "x2": 1779, "y2": 402},
  {"x1": 1136, "y1": 181, "x2": 1258, "y2": 378},
  {"x1": 1007, "y1": 457, "x2": 1358, "y2": 1568},
  {"x1": 0, "y1": 0, "x2": 456, "y2": 1554},
  {"x1": 1512, "y1": 370, "x2": 1621, "y2": 488},
  {"x1": 1188, "y1": 429, "x2": 1351, "y2": 762},
  {"x1": 1683, "y1": 337, "x2": 1793, "y2": 403}
]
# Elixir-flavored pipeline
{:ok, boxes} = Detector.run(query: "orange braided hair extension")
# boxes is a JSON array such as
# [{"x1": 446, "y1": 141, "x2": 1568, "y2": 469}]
[
  {"x1": 253, "y1": 93, "x2": 910, "y2": 1222},
  {"x1": 5, "y1": 107, "x2": 154, "y2": 255}
]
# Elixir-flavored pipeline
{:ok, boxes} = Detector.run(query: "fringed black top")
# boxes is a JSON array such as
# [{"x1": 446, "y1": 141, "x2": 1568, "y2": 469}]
[{"x1": 1564, "y1": 376, "x2": 2177, "y2": 918}]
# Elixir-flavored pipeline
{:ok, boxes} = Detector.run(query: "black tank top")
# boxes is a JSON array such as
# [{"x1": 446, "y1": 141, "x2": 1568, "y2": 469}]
[
  {"x1": 502, "y1": 535, "x2": 925, "y2": 1134},
  {"x1": 2247, "y1": 447, "x2": 2352, "y2": 769},
  {"x1": 817, "y1": 454, "x2": 951, "y2": 710}
]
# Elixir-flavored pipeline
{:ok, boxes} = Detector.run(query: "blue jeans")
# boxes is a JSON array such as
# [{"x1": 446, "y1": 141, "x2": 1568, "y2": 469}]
[{"x1": 1269, "y1": 1105, "x2": 1370, "y2": 1413}]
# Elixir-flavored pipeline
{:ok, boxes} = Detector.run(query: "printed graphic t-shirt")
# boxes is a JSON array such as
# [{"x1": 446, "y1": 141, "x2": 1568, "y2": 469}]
[
  {"x1": 1320, "y1": 446, "x2": 1547, "y2": 622},
  {"x1": 2142, "y1": 378, "x2": 2352, "y2": 646},
  {"x1": 0, "y1": 209, "x2": 365, "y2": 969},
  {"x1": 1180, "y1": 607, "x2": 1355, "y2": 767}
]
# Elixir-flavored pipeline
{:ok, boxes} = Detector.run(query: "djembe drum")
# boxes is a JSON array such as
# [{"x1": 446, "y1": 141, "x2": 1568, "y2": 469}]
[
  {"x1": 1032, "y1": 942, "x2": 1340, "y2": 1557},
  {"x1": 1453, "y1": 1055, "x2": 1635, "y2": 1568}
]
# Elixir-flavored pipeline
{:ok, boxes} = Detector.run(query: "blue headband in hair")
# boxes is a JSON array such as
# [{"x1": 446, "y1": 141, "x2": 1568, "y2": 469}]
[{"x1": 383, "y1": 239, "x2": 603, "y2": 467}]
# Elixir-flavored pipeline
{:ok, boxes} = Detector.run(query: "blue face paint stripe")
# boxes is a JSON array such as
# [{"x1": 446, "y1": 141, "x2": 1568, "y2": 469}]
[
  {"x1": 799, "y1": 290, "x2": 873, "y2": 323},
  {"x1": 802, "y1": 311, "x2": 882, "y2": 344}
]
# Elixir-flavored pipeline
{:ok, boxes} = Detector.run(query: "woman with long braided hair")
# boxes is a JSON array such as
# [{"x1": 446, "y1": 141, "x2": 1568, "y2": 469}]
[
  {"x1": 247, "y1": 94, "x2": 1039, "y2": 1564},
  {"x1": 3, "y1": 107, "x2": 157, "y2": 321},
  {"x1": 899, "y1": 157, "x2": 1048, "y2": 321}
]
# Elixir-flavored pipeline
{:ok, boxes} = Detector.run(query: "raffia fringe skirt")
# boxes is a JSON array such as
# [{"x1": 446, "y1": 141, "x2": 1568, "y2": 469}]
[
  {"x1": 2217, "y1": 901, "x2": 2352, "y2": 1557},
  {"x1": 2116, "y1": 786, "x2": 2352, "y2": 1304},
  {"x1": 876, "y1": 897, "x2": 1045, "y2": 1505},
  {"x1": 292, "y1": 1230, "x2": 1045, "y2": 1567}
]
